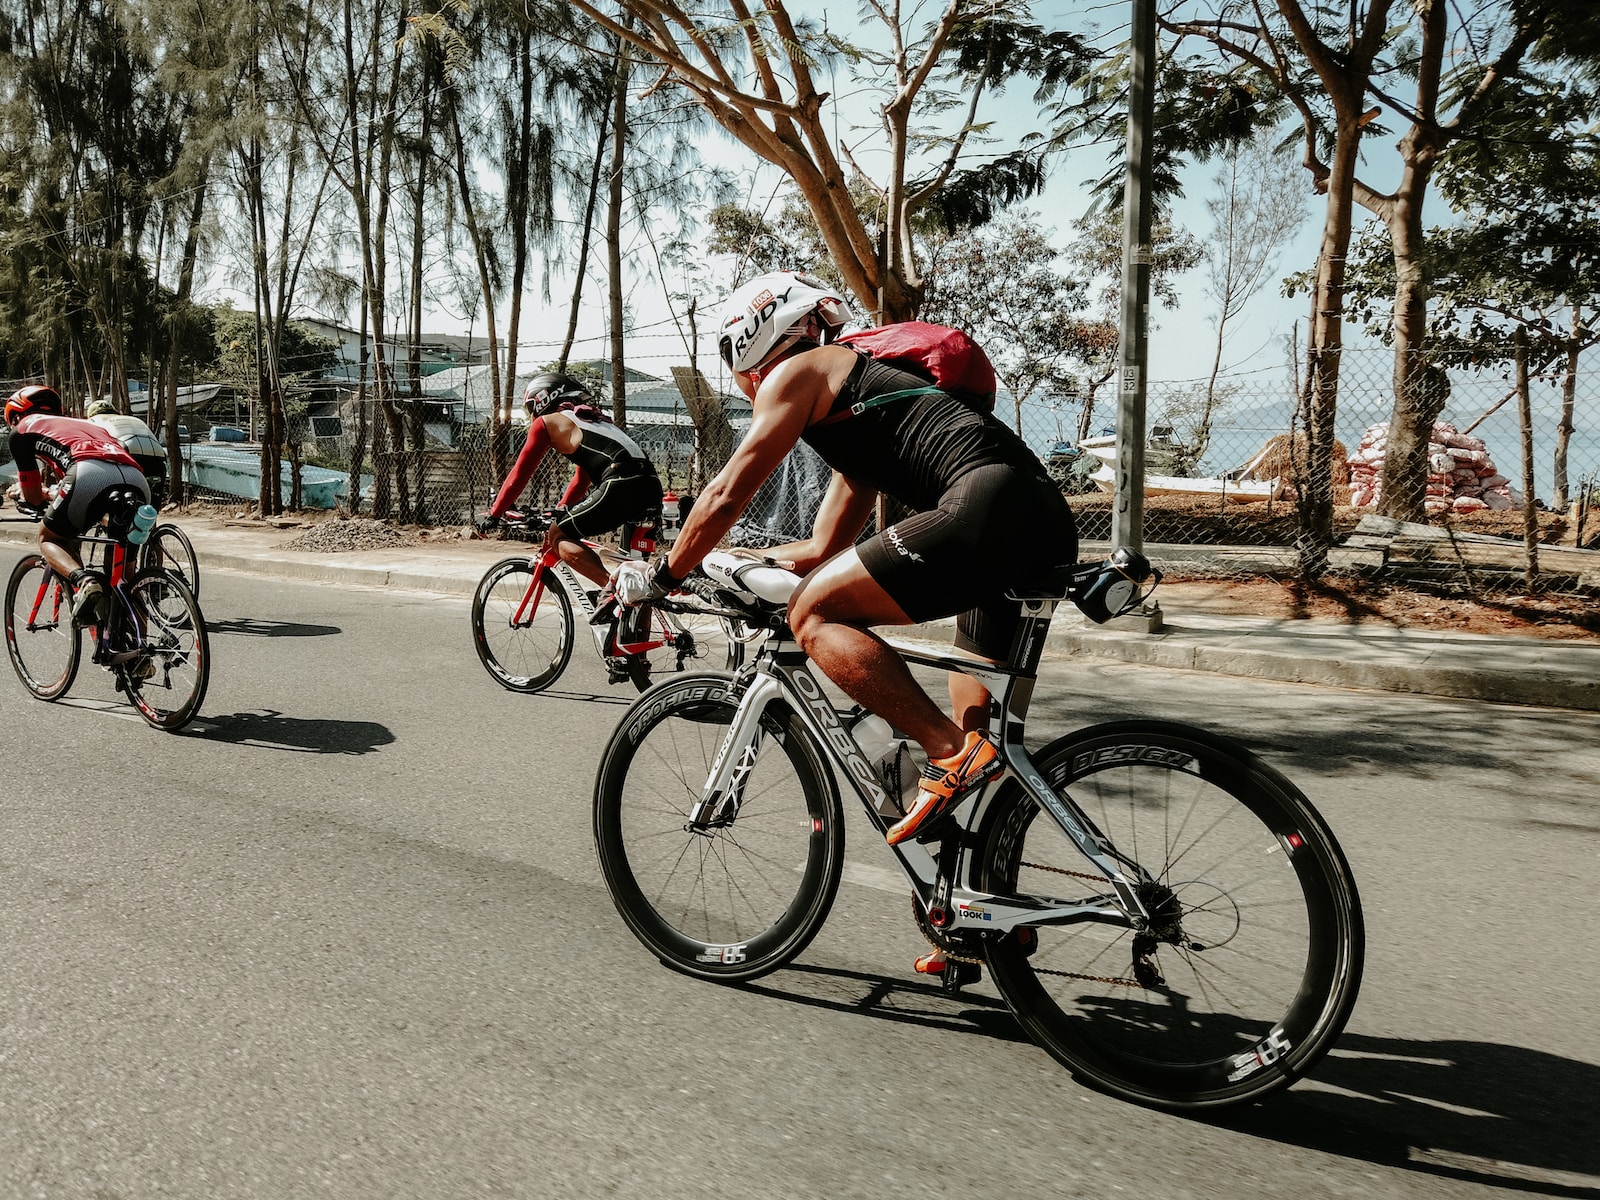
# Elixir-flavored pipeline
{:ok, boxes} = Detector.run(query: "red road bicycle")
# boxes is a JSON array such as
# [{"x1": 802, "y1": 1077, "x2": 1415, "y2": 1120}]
[
  {"x1": 470, "y1": 512, "x2": 741, "y2": 694},
  {"x1": 3, "y1": 497, "x2": 209, "y2": 731}
]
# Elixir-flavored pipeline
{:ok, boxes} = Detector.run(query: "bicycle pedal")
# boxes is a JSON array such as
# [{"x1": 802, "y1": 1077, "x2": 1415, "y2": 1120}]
[{"x1": 941, "y1": 959, "x2": 983, "y2": 994}]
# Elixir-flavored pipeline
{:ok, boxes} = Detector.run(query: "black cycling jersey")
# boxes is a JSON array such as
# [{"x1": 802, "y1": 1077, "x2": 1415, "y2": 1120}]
[
  {"x1": 800, "y1": 348, "x2": 1078, "y2": 659},
  {"x1": 802, "y1": 354, "x2": 1040, "y2": 509},
  {"x1": 566, "y1": 412, "x2": 652, "y2": 481}
]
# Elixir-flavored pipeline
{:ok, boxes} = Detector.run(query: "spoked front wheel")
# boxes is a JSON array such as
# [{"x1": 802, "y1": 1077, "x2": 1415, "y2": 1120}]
[
  {"x1": 4, "y1": 554, "x2": 82, "y2": 700},
  {"x1": 620, "y1": 604, "x2": 745, "y2": 692},
  {"x1": 471, "y1": 557, "x2": 575, "y2": 693},
  {"x1": 122, "y1": 569, "x2": 210, "y2": 731},
  {"x1": 139, "y1": 523, "x2": 200, "y2": 599},
  {"x1": 593, "y1": 672, "x2": 843, "y2": 980},
  {"x1": 979, "y1": 720, "x2": 1363, "y2": 1110}
]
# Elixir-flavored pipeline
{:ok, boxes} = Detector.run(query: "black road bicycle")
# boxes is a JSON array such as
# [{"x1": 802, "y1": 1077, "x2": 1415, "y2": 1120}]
[
  {"x1": 4, "y1": 499, "x2": 210, "y2": 731},
  {"x1": 471, "y1": 512, "x2": 740, "y2": 693},
  {"x1": 591, "y1": 550, "x2": 1364, "y2": 1111}
]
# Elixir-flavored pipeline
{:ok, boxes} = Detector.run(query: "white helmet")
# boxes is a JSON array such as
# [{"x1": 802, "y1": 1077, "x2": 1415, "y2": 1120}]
[{"x1": 717, "y1": 271, "x2": 853, "y2": 374}]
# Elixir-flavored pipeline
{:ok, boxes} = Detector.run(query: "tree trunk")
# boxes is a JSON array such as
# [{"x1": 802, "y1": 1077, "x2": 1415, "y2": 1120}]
[
  {"x1": 1296, "y1": 123, "x2": 1364, "y2": 579},
  {"x1": 559, "y1": 92, "x2": 612, "y2": 372},
  {"x1": 1554, "y1": 305, "x2": 1580, "y2": 511},
  {"x1": 606, "y1": 18, "x2": 631, "y2": 425},
  {"x1": 443, "y1": 93, "x2": 504, "y2": 479},
  {"x1": 165, "y1": 181, "x2": 208, "y2": 505},
  {"x1": 1374, "y1": 124, "x2": 1444, "y2": 522}
]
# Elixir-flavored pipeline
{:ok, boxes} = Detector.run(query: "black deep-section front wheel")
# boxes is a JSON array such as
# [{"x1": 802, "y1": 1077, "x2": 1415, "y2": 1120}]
[
  {"x1": 471, "y1": 557, "x2": 574, "y2": 693},
  {"x1": 5, "y1": 554, "x2": 81, "y2": 700},
  {"x1": 123, "y1": 568, "x2": 210, "y2": 731},
  {"x1": 593, "y1": 672, "x2": 844, "y2": 981},
  {"x1": 979, "y1": 720, "x2": 1364, "y2": 1110}
]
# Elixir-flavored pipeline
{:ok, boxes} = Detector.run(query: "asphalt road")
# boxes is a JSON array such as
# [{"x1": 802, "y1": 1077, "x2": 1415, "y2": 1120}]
[{"x1": 2, "y1": 550, "x2": 1598, "y2": 1200}]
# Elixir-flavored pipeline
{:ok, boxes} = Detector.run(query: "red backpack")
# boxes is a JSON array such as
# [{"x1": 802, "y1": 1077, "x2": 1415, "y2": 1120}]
[{"x1": 824, "y1": 321, "x2": 997, "y2": 422}]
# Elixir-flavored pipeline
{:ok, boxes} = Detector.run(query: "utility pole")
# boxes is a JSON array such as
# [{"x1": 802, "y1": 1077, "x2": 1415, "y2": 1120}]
[{"x1": 1113, "y1": 0, "x2": 1156, "y2": 552}]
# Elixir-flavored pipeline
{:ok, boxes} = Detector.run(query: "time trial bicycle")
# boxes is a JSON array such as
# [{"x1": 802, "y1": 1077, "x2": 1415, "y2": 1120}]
[
  {"x1": 3, "y1": 495, "x2": 210, "y2": 731},
  {"x1": 471, "y1": 511, "x2": 740, "y2": 693},
  {"x1": 591, "y1": 549, "x2": 1364, "y2": 1111}
]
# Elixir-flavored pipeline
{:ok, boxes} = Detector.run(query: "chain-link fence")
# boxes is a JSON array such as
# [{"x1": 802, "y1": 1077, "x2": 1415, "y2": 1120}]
[
  {"x1": 1048, "y1": 350, "x2": 1599, "y2": 597},
  {"x1": 19, "y1": 349, "x2": 1590, "y2": 598}
]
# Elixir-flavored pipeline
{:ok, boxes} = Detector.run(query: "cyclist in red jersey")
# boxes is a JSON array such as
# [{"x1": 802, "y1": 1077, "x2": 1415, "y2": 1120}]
[
  {"x1": 609, "y1": 273, "x2": 1078, "y2": 869},
  {"x1": 4, "y1": 385, "x2": 151, "y2": 625},
  {"x1": 480, "y1": 372, "x2": 664, "y2": 588}
]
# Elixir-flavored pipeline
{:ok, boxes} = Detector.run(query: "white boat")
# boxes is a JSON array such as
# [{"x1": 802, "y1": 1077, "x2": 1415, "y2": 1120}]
[{"x1": 1077, "y1": 435, "x2": 1282, "y2": 503}]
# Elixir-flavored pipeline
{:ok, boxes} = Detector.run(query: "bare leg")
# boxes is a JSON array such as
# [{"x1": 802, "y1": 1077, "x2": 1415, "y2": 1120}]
[
  {"x1": 552, "y1": 531, "x2": 610, "y2": 587},
  {"x1": 39, "y1": 530, "x2": 83, "y2": 579},
  {"x1": 788, "y1": 549, "x2": 965, "y2": 762},
  {"x1": 948, "y1": 670, "x2": 995, "y2": 734}
]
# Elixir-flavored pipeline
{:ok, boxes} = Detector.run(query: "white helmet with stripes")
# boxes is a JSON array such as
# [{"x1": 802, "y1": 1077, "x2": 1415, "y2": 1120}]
[{"x1": 717, "y1": 271, "x2": 853, "y2": 374}]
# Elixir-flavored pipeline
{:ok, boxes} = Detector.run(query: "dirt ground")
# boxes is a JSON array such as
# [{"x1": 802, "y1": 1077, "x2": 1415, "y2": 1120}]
[{"x1": 1161, "y1": 574, "x2": 1599, "y2": 641}]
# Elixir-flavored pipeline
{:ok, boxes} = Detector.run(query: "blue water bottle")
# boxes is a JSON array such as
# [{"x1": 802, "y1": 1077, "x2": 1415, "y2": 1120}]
[{"x1": 127, "y1": 503, "x2": 158, "y2": 545}]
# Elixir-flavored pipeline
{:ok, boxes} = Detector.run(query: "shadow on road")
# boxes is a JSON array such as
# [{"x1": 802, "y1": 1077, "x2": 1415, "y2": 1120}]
[
  {"x1": 528, "y1": 688, "x2": 639, "y2": 706},
  {"x1": 1211, "y1": 1031, "x2": 1600, "y2": 1197},
  {"x1": 207, "y1": 617, "x2": 342, "y2": 638},
  {"x1": 744, "y1": 962, "x2": 1029, "y2": 1043},
  {"x1": 760, "y1": 960, "x2": 1599, "y2": 1195},
  {"x1": 189, "y1": 709, "x2": 395, "y2": 755}
]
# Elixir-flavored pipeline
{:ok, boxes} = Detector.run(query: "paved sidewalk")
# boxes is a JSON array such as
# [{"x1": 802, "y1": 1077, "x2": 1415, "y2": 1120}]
[{"x1": 3, "y1": 514, "x2": 1597, "y2": 712}]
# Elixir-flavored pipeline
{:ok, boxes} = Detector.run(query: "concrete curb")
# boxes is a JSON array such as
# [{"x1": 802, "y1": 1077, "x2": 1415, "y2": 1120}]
[{"x1": 1046, "y1": 625, "x2": 1600, "y2": 711}]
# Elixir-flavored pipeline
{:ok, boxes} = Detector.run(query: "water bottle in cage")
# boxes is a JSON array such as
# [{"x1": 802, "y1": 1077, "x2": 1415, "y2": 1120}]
[
  {"x1": 127, "y1": 502, "x2": 159, "y2": 545},
  {"x1": 851, "y1": 714, "x2": 923, "y2": 819}
]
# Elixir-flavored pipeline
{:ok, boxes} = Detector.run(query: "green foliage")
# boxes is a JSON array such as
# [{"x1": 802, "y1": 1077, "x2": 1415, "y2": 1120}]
[
  {"x1": 210, "y1": 305, "x2": 340, "y2": 388},
  {"x1": 1333, "y1": 69, "x2": 1600, "y2": 374},
  {"x1": 539, "y1": 360, "x2": 606, "y2": 392}
]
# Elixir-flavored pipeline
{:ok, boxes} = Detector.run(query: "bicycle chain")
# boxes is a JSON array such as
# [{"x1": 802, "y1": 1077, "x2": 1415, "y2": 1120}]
[{"x1": 1003, "y1": 859, "x2": 1144, "y2": 988}]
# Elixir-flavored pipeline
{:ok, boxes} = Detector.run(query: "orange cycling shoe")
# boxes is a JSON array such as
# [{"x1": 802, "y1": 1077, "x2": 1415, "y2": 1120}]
[
  {"x1": 885, "y1": 730, "x2": 1002, "y2": 845},
  {"x1": 913, "y1": 950, "x2": 948, "y2": 975}
]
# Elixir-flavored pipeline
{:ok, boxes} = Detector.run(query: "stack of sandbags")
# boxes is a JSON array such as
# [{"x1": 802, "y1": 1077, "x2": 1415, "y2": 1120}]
[{"x1": 1346, "y1": 422, "x2": 1521, "y2": 514}]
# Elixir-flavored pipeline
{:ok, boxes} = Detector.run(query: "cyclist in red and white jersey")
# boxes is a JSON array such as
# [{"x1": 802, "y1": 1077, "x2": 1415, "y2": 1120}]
[
  {"x1": 480, "y1": 372, "x2": 664, "y2": 588},
  {"x1": 4, "y1": 384, "x2": 150, "y2": 625}
]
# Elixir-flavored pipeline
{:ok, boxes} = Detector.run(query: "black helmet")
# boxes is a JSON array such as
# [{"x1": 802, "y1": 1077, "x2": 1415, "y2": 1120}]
[{"x1": 522, "y1": 372, "x2": 593, "y2": 418}]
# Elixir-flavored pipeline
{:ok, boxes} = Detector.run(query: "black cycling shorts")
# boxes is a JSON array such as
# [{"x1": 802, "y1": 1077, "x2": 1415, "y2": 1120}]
[
  {"x1": 555, "y1": 470, "x2": 663, "y2": 541},
  {"x1": 41, "y1": 460, "x2": 151, "y2": 540},
  {"x1": 857, "y1": 463, "x2": 1078, "y2": 660}
]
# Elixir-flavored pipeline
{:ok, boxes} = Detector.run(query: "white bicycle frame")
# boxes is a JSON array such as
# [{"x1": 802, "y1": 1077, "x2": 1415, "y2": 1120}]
[{"x1": 682, "y1": 596, "x2": 1156, "y2": 937}]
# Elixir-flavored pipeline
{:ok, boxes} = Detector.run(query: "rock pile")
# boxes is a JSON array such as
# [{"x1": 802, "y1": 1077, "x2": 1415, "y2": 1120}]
[
  {"x1": 283, "y1": 519, "x2": 421, "y2": 553},
  {"x1": 1346, "y1": 423, "x2": 1521, "y2": 514}
]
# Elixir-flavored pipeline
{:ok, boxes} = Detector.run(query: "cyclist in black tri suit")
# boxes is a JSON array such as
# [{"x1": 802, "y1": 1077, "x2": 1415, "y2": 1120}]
[
  {"x1": 481, "y1": 372, "x2": 665, "y2": 587},
  {"x1": 609, "y1": 272, "x2": 1078, "y2": 859},
  {"x1": 3, "y1": 384, "x2": 151, "y2": 625}
]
